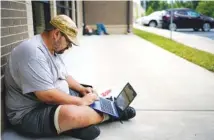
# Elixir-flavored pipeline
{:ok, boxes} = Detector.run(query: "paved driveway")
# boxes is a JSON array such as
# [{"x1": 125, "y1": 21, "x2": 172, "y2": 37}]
[
  {"x1": 61, "y1": 35, "x2": 214, "y2": 140},
  {"x1": 177, "y1": 29, "x2": 214, "y2": 40}
]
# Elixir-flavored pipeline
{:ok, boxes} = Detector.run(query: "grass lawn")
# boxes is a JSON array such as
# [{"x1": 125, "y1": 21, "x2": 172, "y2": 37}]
[{"x1": 133, "y1": 28, "x2": 214, "y2": 72}]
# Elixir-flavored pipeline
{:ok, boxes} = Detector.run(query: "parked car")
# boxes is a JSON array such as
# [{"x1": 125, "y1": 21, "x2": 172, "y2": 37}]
[
  {"x1": 136, "y1": 11, "x2": 166, "y2": 27},
  {"x1": 162, "y1": 8, "x2": 214, "y2": 31}
]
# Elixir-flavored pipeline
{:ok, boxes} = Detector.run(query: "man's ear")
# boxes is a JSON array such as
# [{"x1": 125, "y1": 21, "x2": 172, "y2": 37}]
[{"x1": 53, "y1": 29, "x2": 61, "y2": 40}]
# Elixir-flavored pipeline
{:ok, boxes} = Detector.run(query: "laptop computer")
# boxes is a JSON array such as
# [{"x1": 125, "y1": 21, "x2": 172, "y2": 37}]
[{"x1": 90, "y1": 82, "x2": 137, "y2": 118}]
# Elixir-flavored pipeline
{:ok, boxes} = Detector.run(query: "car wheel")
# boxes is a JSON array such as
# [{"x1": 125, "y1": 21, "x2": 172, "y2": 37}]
[
  {"x1": 193, "y1": 28, "x2": 199, "y2": 31},
  {"x1": 202, "y1": 23, "x2": 211, "y2": 32},
  {"x1": 169, "y1": 23, "x2": 177, "y2": 31},
  {"x1": 149, "y1": 21, "x2": 157, "y2": 27}
]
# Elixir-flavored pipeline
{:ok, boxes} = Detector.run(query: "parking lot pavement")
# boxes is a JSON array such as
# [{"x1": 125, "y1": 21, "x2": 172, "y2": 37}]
[{"x1": 177, "y1": 29, "x2": 214, "y2": 40}]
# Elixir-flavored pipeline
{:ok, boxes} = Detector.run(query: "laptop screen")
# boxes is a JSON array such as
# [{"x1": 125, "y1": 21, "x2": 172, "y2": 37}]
[{"x1": 115, "y1": 83, "x2": 137, "y2": 110}]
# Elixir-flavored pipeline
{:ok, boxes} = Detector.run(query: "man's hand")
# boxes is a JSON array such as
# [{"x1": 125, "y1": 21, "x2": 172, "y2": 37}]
[
  {"x1": 81, "y1": 87, "x2": 96, "y2": 96},
  {"x1": 80, "y1": 93, "x2": 99, "y2": 106}
]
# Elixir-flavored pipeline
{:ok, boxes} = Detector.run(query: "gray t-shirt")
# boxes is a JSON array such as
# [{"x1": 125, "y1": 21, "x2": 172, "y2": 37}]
[{"x1": 4, "y1": 34, "x2": 70, "y2": 125}]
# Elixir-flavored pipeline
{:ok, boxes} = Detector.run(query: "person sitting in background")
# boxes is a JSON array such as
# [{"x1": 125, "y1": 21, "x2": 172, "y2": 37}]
[
  {"x1": 96, "y1": 23, "x2": 109, "y2": 35},
  {"x1": 83, "y1": 24, "x2": 94, "y2": 35},
  {"x1": 83, "y1": 23, "x2": 109, "y2": 35}
]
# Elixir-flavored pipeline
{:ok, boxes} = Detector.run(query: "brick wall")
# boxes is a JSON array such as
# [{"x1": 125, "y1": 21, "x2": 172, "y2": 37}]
[{"x1": 1, "y1": 0, "x2": 34, "y2": 131}]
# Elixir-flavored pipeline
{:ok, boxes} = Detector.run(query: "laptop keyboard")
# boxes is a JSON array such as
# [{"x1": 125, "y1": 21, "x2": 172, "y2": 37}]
[{"x1": 100, "y1": 98, "x2": 114, "y2": 115}]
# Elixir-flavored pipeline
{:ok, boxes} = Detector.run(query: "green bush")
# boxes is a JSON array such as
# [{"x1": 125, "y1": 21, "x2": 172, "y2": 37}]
[
  {"x1": 146, "y1": 6, "x2": 154, "y2": 16},
  {"x1": 196, "y1": 1, "x2": 214, "y2": 17}
]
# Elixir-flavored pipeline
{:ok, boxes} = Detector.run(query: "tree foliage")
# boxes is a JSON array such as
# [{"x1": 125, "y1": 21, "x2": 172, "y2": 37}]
[
  {"x1": 146, "y1": 6, "x2": 154, "y2": 15},
  {"x1": 196, "y1": 1, "x2": 214, "y2": 17},
  {"x1": 141, "y1": 0, "x2": 214, "y2": 17}
]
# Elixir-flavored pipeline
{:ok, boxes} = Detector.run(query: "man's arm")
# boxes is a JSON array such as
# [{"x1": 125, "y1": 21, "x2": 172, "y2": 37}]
[
  {"x1": 34, "y1": 89, "x2": 97, "y2": 105},
  {"x1": 66, "y1": 75, "x2": 91, "y2": 95}
]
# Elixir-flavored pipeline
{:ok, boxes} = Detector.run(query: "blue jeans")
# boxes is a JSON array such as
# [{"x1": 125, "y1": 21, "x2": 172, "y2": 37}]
[{"x1": 96, "y1": 23, "x2": 107, "y2": 35}]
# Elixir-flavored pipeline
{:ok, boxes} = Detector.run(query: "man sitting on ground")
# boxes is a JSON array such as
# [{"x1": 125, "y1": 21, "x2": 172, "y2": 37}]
[{"x1": 4, "y1": 14, "x2": 135, "y2": 140}]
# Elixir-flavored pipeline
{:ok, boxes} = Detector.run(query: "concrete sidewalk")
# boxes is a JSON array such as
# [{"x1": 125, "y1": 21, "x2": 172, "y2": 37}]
[
  {"x1": 134, "y1": 24, "x2": 214, "y2": 54},
  {"x1": 61, "y1": 35, "x2": 214, "y2": 139},
  {"x1": 4, "y1": 35, "x2": 214, "y2": 140}
]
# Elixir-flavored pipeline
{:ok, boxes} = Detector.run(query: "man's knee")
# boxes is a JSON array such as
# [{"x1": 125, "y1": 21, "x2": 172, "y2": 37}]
[
  {"x1": 57, "y1": 105, "x2": 102, "y2": 139},
  {"x1": 57, "y1": 104, "x2": 103, "y2": 133},
  {"x1": 59, "y1": 105, "x2": 91, "y2": 127}
]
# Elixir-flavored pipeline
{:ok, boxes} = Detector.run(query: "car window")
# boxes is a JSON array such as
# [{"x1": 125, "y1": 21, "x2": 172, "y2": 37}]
[
  {"x1": 187, "y1": 11, "x2": 200, "y2": 17},
  {"x1": 167, "y1": 10, "x2": 175, "y2": 15},
  {"x1": 176, "y1": 10, "x2": 187, "y2": 16}
]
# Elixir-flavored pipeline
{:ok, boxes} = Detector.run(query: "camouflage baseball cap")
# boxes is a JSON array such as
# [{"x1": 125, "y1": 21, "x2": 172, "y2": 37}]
[{"x1": 50, "y1": 15, "x2": 79, "y2": 46}]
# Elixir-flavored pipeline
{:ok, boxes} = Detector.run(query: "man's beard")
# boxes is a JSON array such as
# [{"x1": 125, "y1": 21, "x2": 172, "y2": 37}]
[
  {"x1": 56, "y1": 49, "x2": 65, "y2": 54},
  {"x1": 53, "y1": 39, "x2": 65, "y2": 54}
]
